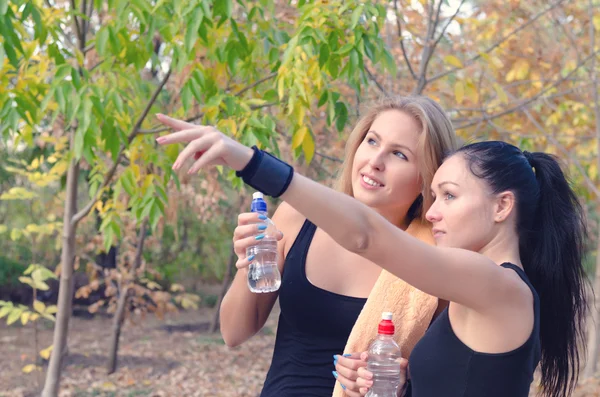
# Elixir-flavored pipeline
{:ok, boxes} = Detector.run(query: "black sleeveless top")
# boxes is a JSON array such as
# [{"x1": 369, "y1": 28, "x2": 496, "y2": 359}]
[
  {"x1": 407, "y1": 263, "x2": 541, "y2": 397},
  {"x1": 260, "y1": 220, "x2": 367, "y2": 396}
]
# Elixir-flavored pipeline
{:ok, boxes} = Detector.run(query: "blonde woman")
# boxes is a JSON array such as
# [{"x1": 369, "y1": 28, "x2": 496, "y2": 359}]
[{"x1": 157, "y1": 96, "x2": 458, "y2": 397}]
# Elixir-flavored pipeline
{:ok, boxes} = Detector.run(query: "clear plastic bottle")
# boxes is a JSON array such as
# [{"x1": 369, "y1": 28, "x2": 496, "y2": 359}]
[
  {"x1": 246, "y1": 192, "x2": 281, "y2": 293},
  {"x1": 365, "y1": 312, "x2": 402, "y2": 397}
]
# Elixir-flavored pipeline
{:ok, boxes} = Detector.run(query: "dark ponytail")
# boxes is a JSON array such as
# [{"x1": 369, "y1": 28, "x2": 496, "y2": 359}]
[
  {"x1": 457, "y1": 141, "x2": 588, "y2": 397},
  {"x1": 521, "y1": 151, "x2": 588, "y2": 397}
]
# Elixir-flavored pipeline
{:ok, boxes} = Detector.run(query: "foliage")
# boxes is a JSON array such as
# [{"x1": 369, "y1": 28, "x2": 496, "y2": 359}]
[{"x1": 0, "y1": 264, "x2": 57, "y2": 373}]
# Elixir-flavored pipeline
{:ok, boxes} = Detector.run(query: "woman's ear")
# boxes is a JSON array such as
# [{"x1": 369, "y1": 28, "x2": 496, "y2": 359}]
[{"x1": 494, "y1": 191, "x2": 516, "y2": 223}]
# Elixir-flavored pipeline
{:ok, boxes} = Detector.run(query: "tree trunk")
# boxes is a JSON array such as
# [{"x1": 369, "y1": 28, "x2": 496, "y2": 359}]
[
  {"x1": 210, "y1": 247, "x2": 237, "y2": 333},
  {"x1": 584, "y1": 222, "x2": 600, "y2": 378},
  {"x1": 106, "y1": 284, "x2": 130, "y2": 374},
  {"x1": 41, "y1": 160, "x2": 79, "y2": 397},
  {"x1": 107, "y1": 219, "x2": 148, "y2": 374}
]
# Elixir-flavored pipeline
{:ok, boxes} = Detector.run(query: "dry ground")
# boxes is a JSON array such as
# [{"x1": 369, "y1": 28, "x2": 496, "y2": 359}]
[{"x1": 1, "y1": 306, "x2": 600, "y2": 397}]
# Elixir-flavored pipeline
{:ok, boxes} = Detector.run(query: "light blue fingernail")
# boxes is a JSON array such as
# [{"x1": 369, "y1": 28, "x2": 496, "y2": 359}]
[
  {"x1": 332, "y1": 371, "x2": 338, "y2": 379},
  {"x1": 247, "y1": 255, "x2": 255, "y2": 261},
  {"x1": 258, "y1": 214, "x2": 267, "y2": 220},
  {"x1": 343, "y1": 354, "x2": 352, "y2": 357},
  {"x1": 255, "y1": 234, "x2": 265, "y2": 240},
  {"x1": 341, "y1": 384, "x2": 346, "y2": 390},
  {"x1": 258, "y1": 224, "x2": 267, "y2": 231},
  {"x1": 333, "y1": 358, "x2": 337, "y2": 366}
]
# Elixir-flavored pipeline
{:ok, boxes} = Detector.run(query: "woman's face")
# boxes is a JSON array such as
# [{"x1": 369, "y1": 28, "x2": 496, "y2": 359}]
[
  {"x1": 351, "y1": 110, "x2": 422, "y2": 221},
  {"x1": 426, "y1": 154, "x2": 498, "y2": 252}
]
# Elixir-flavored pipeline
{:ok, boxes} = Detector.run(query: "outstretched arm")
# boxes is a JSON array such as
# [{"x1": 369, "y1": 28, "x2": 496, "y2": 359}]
[{"x1": 156, "y1": 115, "x2": 524, "y2": 312}]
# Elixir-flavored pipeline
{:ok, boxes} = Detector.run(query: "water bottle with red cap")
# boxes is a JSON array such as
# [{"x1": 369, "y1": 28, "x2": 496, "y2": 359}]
[{"x1": 365, "y1": 312, "x2": 402, "y2": 397}]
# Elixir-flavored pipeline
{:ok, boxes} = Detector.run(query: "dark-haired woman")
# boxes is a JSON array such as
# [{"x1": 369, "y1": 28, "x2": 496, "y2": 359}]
[{"x1": 156, "y1": 116, "x2": 587, "y2": 397}]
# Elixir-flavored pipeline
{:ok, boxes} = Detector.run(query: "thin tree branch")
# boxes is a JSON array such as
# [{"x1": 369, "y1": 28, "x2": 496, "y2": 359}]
[
  {"x1": 83, "y1": 43, "x2": 95, "y2": 54},
  {"x1": 413, "y1": 0, "x2": 446, "y2": 94},
  {"x1": 89, "y1": 60, "x2": 106, "y2": 72},
  {"x1": 70, "y1": 0, "x2": 82, "y2": 48},
  {"x1": 428, "y1": 0, "x2": 566, "y2": 83},
  {"x1": 71, "y1": 69, "x2": 172, "y2": 226},
  {"x1": 233, "y1": 72, "x2": 277, "y2": 97},
  {"x1": 364, "y1": 65, "x2": 389, "y2": 96},
  {"x1": 454, "y1": 49, "x2": 600, "y2": 129},
  {"x1": 393, "y1": 0, "x2": 417, "y2": 80},
  {"x1": 431, "y1": 0, "x2": 466, "y2": 53},
  {"x1": 137, "y1": 102, "x2": 278, "y2": 135},
  {"x1": 315, "y1": 151, "x2": 343, "y2": 163},
  {"x1": 451, "y1": 82, "x2": 594, "y2": 121},
  {"x1": 480, "y1": 68, "x2": 600, "y2": 198},
  {"x1": 137, "y1": 71, "x2": 280, "y2": 135},
  {"x1": 87, "y1": 0, "x2": 94, "y2": 22},
  {"x1": 80, "y1": 0, "x2": 88, "y2": 47}
]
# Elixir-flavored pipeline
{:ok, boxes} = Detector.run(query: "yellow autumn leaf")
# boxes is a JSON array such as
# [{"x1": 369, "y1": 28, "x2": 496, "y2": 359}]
[
  {"x1": 513, "y1": 59, "x2": 530, "y2": 80},
  {"x1": 444, "y1": 55, "x2": 463, "y2": 68},
  {"x1": 465, "y1": 80, "x2": 478, "y2": 103},
  {"x1": 39, "y1": 345, "x2": 53, "y2": 360},
  {"x1": 302, "y1": 132, "x2": 315, "y2": 164},
  {"x1": 493, "y1": 83, "x2": 508, "y2": 104},
  {"x1": 589, "y1": 164, "x2": 598, "y2": 182},
  {"x1": 22, "y1": 364, "x2": 38, "y2": 373},
  {"x1": 506, "y1": 69, "x2": 516, "y2": 83},
  {"x1": 45, "y1": 305, "x2": 58, "y2": 314},
  {"x1": 292, "y1": 127, "x2": 308, "y2": 149},
  {"x1": 454, "y1": 81, "x2": 465, "y2": 104},
  {"x1": 277, "y1": 75, "x2": 286, "y2": 100},
  {"x1": 21, "y1": 311, "x2": 30, "y2": 325},
  {"x1": 33, "y1": 300, "x2": 45, "y2": 314}
]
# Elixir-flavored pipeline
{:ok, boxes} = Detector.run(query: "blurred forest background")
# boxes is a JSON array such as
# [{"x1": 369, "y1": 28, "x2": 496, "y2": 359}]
[{"x1": 1, "y1": 0, "x2": 600, "y2": 395}]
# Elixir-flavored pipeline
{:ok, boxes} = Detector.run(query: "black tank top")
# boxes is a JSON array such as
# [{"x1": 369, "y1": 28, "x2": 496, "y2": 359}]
[
  {"x1": 407, "y1": 263, "x2": 541, "y2": 397},
  {"x1": 260, "y1": 220, "x2": 368, "y2": 397}
]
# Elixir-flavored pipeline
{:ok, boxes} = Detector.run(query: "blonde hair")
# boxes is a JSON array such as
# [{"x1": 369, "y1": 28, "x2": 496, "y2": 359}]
[{"x1": 335, "y1": 95, "x2": 458, "y2": 222}]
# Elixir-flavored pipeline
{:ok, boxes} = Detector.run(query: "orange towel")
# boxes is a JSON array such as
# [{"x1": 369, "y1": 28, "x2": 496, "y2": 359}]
[{"x1": 332, "y1": 219, "x2": 440, "y2": 397}]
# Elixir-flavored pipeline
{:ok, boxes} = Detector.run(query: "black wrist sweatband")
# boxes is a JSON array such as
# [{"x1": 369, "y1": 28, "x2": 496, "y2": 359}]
[{"x1": 236, "y1": 146, "x2": 294, "y2": 198}]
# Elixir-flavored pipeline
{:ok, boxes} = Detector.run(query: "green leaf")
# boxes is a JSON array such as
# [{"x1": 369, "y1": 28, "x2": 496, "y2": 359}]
[
  {"x1": 74, "y1": 126, "x2": 85, "y2": 159},
  {"x1": 181, "y1": 83, "x2": 192, "y2": 112},
  {"x1": 318, "y1": 90, "x2": 329, "y2": 107},
  {"x1": 3, "y1": 41, "x2": 18, "y2": 67},
  {"x1": 214, "y1": 0, "x2": 232, "y2": 20},
  {"x1": 0, "y1": 45, "x2": 4, "y2": 72},
  {"x1": 319, "y1": 45, "x2": 329, "y2": 69},
  {"x1": 348, "y1": 49, "x2": 359, "y2": 78},
  {"x1": 337, "y1": 43, "x2": 353, "y2": 56},
  {"x1": 184, "y1": 9, "x2": 202, "y2": 53},
  {"x1": 264, "y1": 89, "x2": 278, "y2": 103},
  {"x1": 53, "y1": 64, "x2": 71, "y2": 84},
  {"x1": 363, "y1": 35, "x2": 377, "y2": 62},
  {"x1": 96, "y1": 28, "x2": 109, "y2": 56},
  {"x1": 350, "y1": 4, "x2": 364, "y2": 29},
  {"x1": 0, "y1": 0, "x2": 8, "y2": 15},
  {"x1": 335, "y1": 102, "x2": 348, "y2": 132}
]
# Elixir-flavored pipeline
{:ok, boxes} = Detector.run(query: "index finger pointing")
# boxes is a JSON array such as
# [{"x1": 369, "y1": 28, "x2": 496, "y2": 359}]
[
  {"x1": 156, "y1": 126, "x2": 213, "y2": 145},
  {"x1": 156, "y1": 114, "x2": 197, "y2": 131}
]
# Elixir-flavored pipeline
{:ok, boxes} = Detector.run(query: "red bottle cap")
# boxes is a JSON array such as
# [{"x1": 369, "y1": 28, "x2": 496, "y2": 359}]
[{"x1": 378, "y1": 312, "x2": 395, "y2": 335}]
